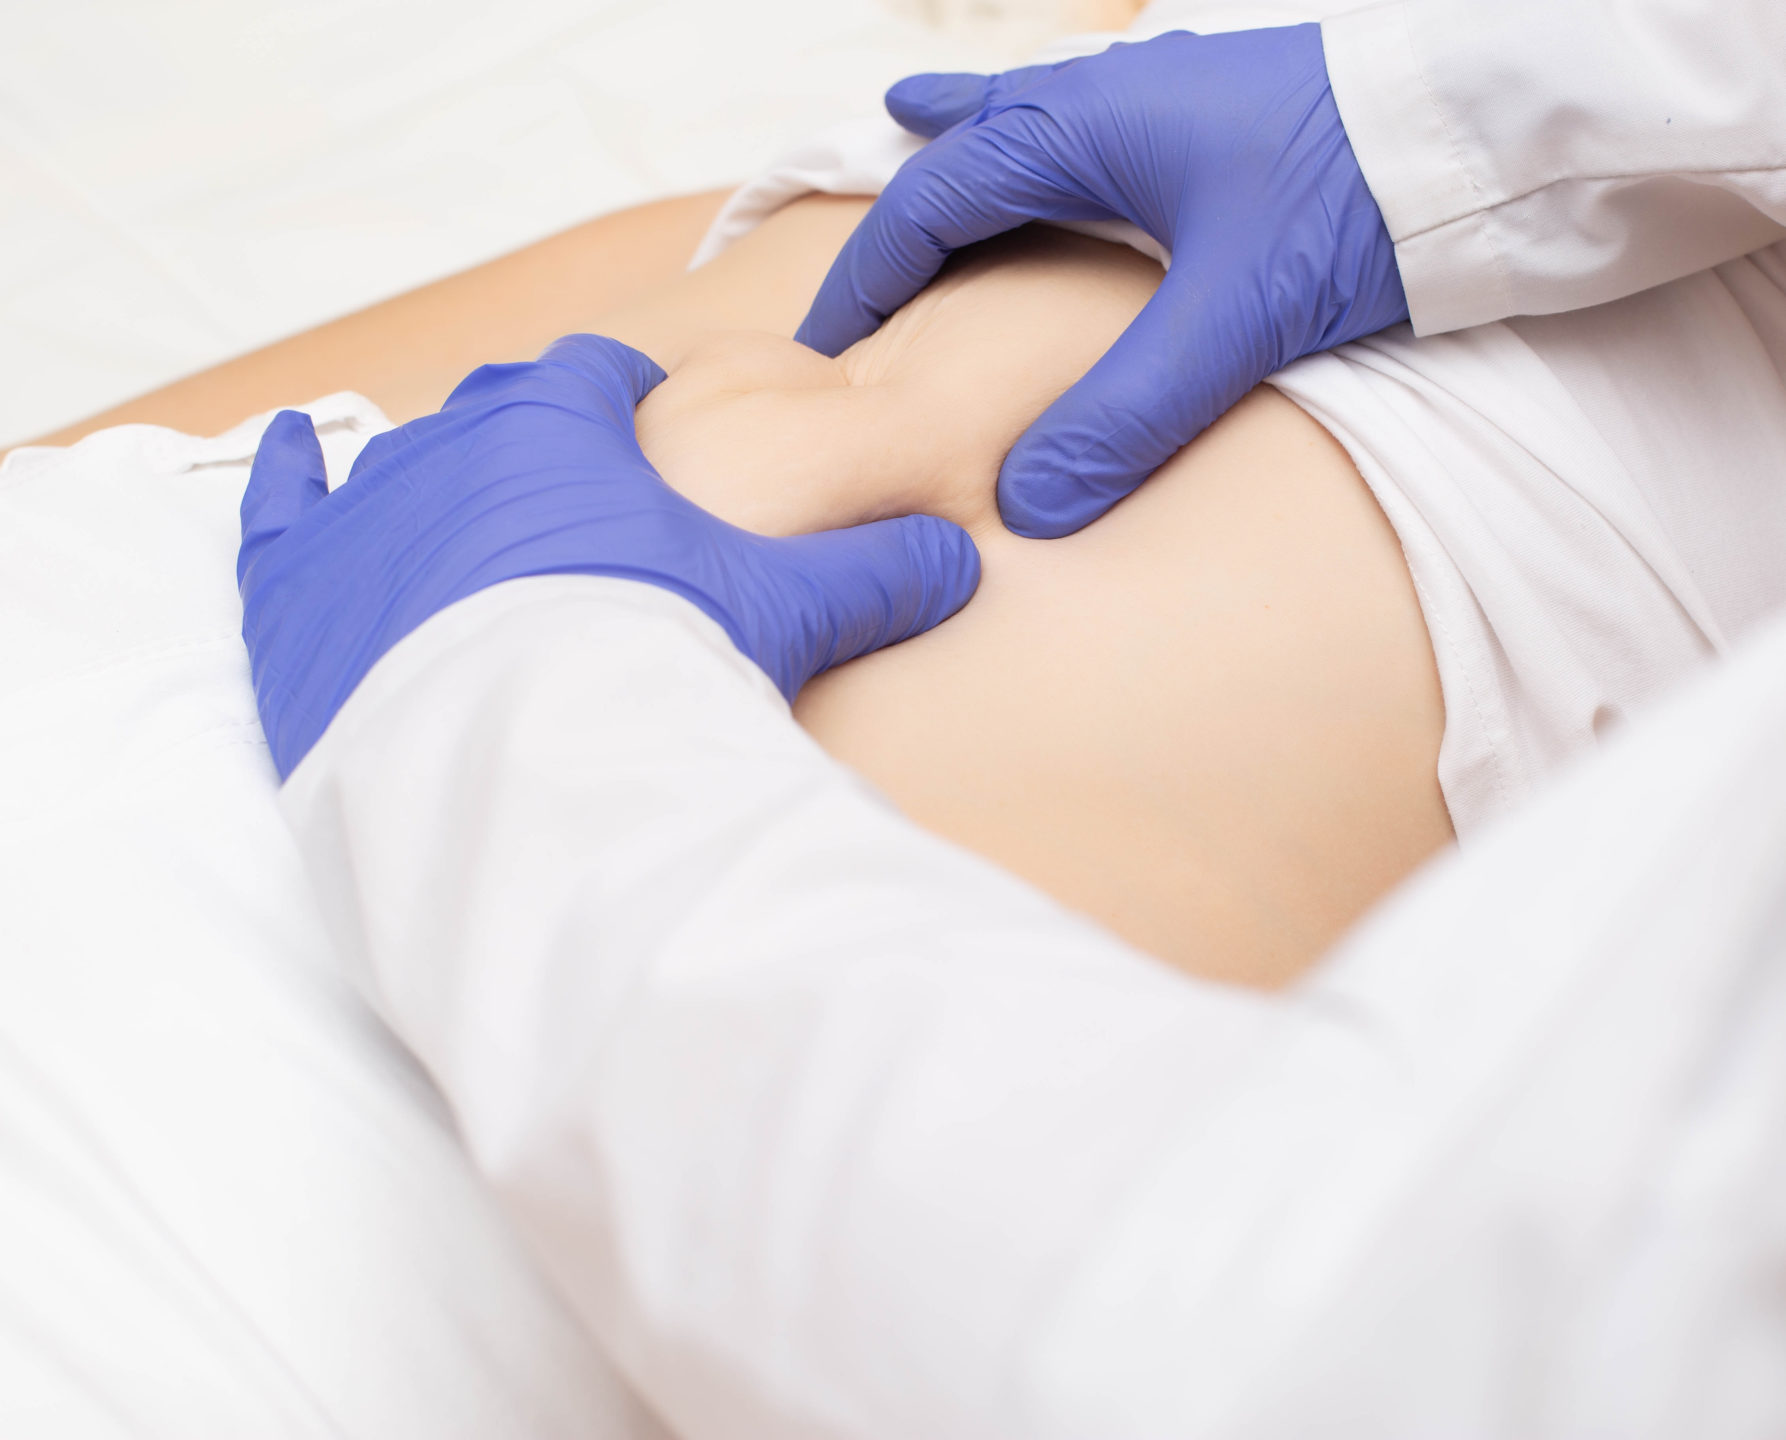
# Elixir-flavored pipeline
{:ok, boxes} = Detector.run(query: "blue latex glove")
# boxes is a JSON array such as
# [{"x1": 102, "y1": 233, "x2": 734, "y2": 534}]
[
  {"x1": 796, "y1": 24, "x2": 1408, "y2": 538},
  {"x1": 238, "y1": 334, "x2": 980, "y2": 778}
]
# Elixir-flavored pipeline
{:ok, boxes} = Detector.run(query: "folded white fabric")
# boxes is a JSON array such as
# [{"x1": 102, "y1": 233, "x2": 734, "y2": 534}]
[{"x1": 0, "y1": 404, "x2": 668, "y2": 1438}]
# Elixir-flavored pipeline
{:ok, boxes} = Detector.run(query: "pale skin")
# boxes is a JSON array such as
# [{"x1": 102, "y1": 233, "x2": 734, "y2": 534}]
[
  {"x1": 24, "y1": 189, "x2": 1452, "y2": 988},
  {"x1": 626, "y1": 210, "x2": 1452, "y2": 985}
]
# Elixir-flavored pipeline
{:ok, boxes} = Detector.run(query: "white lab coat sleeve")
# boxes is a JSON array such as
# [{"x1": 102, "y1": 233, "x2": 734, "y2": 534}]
[
  {"x1": 1322, "y1": 0, "x2": 1786, "y2": 335},
  {"x1": 279, "y1": 573, "x2": 1786, "y2": 1439}
]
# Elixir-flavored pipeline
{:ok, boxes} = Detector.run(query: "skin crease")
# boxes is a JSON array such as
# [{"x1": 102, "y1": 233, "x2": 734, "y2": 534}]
[{"x1": 634, "y1": 224, "x2": 1454, "y2": 988}]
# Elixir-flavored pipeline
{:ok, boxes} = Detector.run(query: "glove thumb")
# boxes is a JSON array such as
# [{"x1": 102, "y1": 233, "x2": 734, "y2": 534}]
[
  {"x1": 239, "y1": 409, "x2": 329, "y2": 591},
  {"x1": 885, "y1": 62, "x2": 1066, "y2": 139},
  {"x1": 996, "y1": 276, "x2": 1260, "y2": 537},
  {"x1": 885, "y1": 71, "x2": 995, "y2": 138},
  {"x1": 760, "y1": 512, "x2": 981, "y2": 697}
]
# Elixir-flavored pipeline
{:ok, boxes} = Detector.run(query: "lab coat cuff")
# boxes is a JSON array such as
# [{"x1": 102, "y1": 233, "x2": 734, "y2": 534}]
[
  {"x1": 284, "y1": 575, "x2": 785, "y2": 797},
  {"x1": 1322, "y1": 0, "x2": 1514, "y2": 335}
]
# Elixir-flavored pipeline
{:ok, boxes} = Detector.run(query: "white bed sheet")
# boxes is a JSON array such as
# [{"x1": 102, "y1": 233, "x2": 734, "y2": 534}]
[
  {"x1": 0, "y1": 0, "x2": 1010, "y2": 447},
  {"x1": 0, "y1": 399, "x2": 687, "y2": 1436}
]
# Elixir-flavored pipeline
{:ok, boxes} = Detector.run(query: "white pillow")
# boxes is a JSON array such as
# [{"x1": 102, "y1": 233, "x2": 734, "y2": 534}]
[{"x1": 0, "y1": 398, "x2": 668, "y2": 1438}]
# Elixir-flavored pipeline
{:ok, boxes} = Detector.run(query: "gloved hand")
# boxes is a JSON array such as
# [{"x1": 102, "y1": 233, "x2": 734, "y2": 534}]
[
  {"x1": 796, "y1": 24, "x2": 1408, "y2": 538},
  {"x1": 238, "y1": 334, "x2": 980, "y2": 778}
]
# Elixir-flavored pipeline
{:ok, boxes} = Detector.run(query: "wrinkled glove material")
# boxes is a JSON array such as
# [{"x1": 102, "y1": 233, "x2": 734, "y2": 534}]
[
  {"x1": 798, "y1": 25, "x2": 1408, "y2": 537},
  {"x1": 238, "y1": 335, "x2": 980, "y2": 778}
]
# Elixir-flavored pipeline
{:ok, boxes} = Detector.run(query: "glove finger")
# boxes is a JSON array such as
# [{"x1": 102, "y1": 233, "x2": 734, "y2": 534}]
[
  {"x1": 885, "y1": 71, "x2": 994, "y2": 138},
  {"x1": 537, "y1": 333, "x2": 668, "y2": 411},
  {"x1": 796, "y1": 117, "x2": 1092, "y2": 357},
  {"x1": 441, "y1": 334, "x2": 667, "y2": 427},
  {"x1": 996, "y1": 273, "x2": 1270, "y2": 537},
  {"x1": 239, "y1": 409, "x2": 329, "y2": 590},
  {"x1": 440, "y1": 359, "x2": 538, "y2": 413},
  {"x1": 439, "y1": 337, "x2": 671, "y2": 434},
  {"x1": 762, "y1": 513, "x2": 981, "y2": 697},
  {"x1": 885, "y1": 62, "x2": 1064, "y2": 137}
]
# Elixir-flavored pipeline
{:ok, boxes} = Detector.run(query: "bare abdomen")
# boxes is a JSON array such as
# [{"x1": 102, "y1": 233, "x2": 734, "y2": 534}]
[{"x1": 796, "y1": 387, "x2": 1453, "y2": 988}]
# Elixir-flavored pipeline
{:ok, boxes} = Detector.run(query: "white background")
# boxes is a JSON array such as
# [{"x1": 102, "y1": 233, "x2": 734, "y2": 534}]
[{"x1": 0, "y1": 0, "x2": 1027, "y2": 447}]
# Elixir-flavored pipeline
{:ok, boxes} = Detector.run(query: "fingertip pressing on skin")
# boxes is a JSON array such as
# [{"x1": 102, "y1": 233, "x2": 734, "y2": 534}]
[
  {"x1": 633, "y1": 238, "x2": 1147, "y2": 544},
  {"x1": 632, "y1": 315, "x2": 1011, "y2": 539}
]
